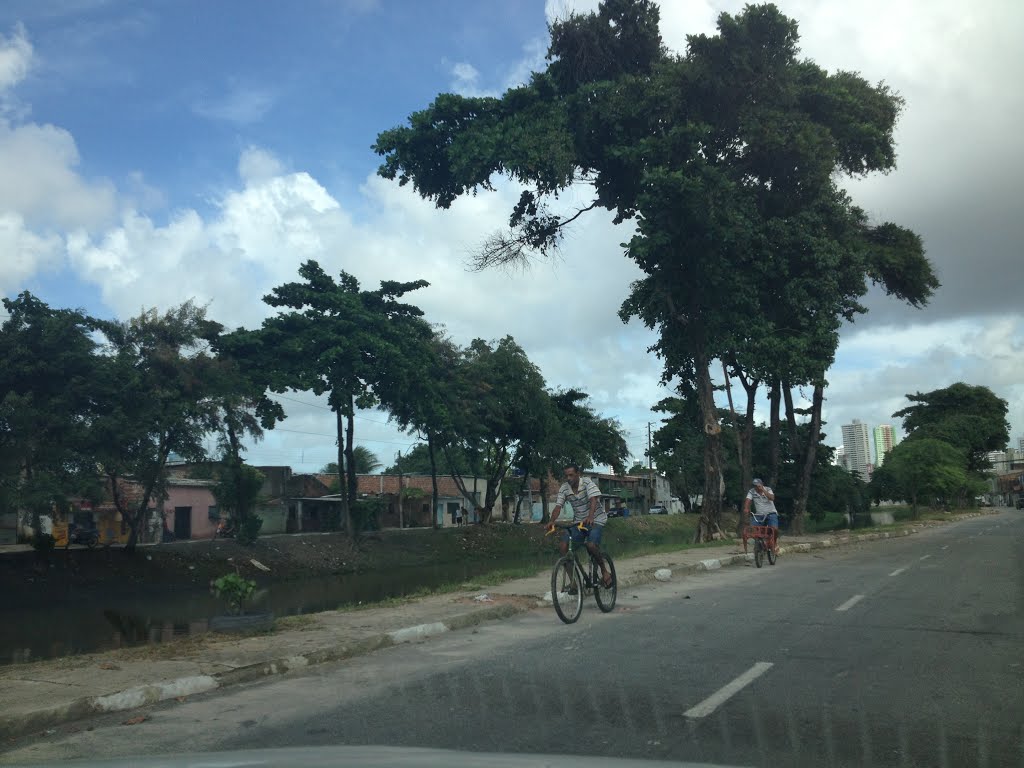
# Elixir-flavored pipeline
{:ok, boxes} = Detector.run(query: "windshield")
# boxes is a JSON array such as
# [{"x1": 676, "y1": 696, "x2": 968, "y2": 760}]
[{"x1": 0, "y1": 2, "x2": 1021, "y2": 767}]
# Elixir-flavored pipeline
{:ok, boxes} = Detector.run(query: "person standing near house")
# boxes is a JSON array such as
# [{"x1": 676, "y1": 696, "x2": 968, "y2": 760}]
[
  {"x1": 456, "y1": 506, "x2": 465, "y2": 527},
  {"x1": 743, "y1": 478, "x2": 780, "y2": 552},
  {"x1": 548, "y1": 464, "x2": 612, "y2": 587}
]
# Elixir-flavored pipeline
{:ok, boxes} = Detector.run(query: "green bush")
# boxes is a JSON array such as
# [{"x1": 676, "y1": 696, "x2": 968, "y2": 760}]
[
  {"x1": 236, "y1": 514, "x2": 263, "y2": 546},
  {"x1": 212, "y1": 572, "x2": 257, "y2": 615}
]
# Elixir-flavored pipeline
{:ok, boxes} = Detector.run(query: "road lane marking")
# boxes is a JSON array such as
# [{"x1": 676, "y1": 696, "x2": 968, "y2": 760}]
[
  {"x1": 835, "y1": 594, "x2": 865, "y2": 612},
  {"x1": 890, "y1": 566, "x2": 908, "y2": 576},
  {"x1": 684, "y1": 662, "x2": 774, "y2": 718},
  {"x1": 919, "y1": 554, "x2": 932, "y2": 561},
  {"x1": 942, "y1": 545, "x2": 949, "y2": 550}
]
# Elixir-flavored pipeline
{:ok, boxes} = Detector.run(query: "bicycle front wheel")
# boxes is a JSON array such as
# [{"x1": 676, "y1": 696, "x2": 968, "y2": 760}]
[
  {"x1": 754, "y1": 539, "x2": 764, "y2": 568},
  {"x1": 594, "y1": 553, "x2": 617, "y2": 613},
  {"x1": 551, "y1": 556, "x2": 583, "y2": 624},
  {"x1": 767, "y1": 542, "x2": 777, "y2": 565}
]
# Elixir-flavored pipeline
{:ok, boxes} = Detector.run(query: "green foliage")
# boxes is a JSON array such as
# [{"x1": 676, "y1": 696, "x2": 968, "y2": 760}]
[
  {"x1": 0, "y1": 293, "x2": 105, "y2": 536},
  {"x1": 212, "y1": 463, "x2": 266, "y2": 545},
  {"x1": 245, "y1": 260, "x2": 432, "y2": 531},
  {"x1": 870, "y1": 438, "x2": 967, "y2": 515},
  {"x1": 236, "y1": 513, "x2": 263, "y2": 546},
  {"x1": 374, "y1": 0, "x2": 937, "y2": 540},
  {"x1": 90, "y1": 301, "x2": 224, "y2": 550},
  {"x1": 351, "y1": 497, "x2": 385, "y2": 532},
  {"x1": 212, "y1": 572, "x2": 257, "y2": 616},
  {"x1": 893, "y1": 383, "x2": 1009, "y2": 474}
]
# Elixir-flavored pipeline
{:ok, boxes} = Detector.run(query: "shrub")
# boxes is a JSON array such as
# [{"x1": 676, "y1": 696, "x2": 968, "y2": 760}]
[
  {"x1": 212, "y1": 572, "x2": 257, "y2": 615},
  {"x1": 236, "y1": 514, "x2": 263, "y2": 546}
]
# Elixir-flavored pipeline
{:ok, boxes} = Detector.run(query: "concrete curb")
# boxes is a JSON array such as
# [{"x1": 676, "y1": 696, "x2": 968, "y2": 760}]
[
  {"x1": 0, "y1": 603, "x2": 532, "y2": 742},
  {"x1": 3, "y1": 512, "x2": 989, "y2": 741}
]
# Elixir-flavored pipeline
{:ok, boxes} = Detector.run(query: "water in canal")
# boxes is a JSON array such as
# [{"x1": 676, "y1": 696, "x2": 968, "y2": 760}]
[{"x1": 1, "y1": 556, "x2": 548, "y2": 665}]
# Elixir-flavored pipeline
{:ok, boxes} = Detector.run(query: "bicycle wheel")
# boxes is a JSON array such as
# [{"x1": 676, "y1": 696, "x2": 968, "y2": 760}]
[
  {"x1": 594, "y1": 553, "x2": 617, "y2": 613},
  {"x1": 754, "y1": 539, "x2": 764, "y2": 568},
  {"x1": 767, "y1": 540, "x2": 777, "y2": 565},
  {"x1": 551, "y1": 557, "x2": 584, "y2": 624}
]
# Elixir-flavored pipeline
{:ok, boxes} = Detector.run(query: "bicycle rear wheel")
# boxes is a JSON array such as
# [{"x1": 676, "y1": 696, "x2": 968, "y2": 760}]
[
  {"x1": 594, "y1": 553, "x2": 617, "y2": 613},
  {"x1": 754, "y1": 539, "x2": 764, "y2": 568},
  {"x1": 551, "y1": 557, "x2": 583, "y2": 624}
]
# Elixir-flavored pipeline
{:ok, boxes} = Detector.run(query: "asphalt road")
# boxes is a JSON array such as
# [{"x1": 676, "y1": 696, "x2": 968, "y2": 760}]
[{"x1": 5, "y1": 510, "x2": 1023, "y2": 767}]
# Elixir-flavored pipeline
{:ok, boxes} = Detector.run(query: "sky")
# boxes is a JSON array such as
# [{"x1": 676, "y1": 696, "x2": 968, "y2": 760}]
[{"x1": 0, "y1": 0, "x2": 1021, "y2": 474}]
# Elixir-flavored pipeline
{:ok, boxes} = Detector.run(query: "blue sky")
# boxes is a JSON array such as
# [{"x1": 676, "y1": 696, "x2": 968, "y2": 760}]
[{"x1": 1, "y1": 0, "x2": 1021, "y2": 472}]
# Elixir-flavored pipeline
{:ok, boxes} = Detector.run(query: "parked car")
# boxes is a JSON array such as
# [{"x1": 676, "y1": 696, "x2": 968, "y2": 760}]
[{"x1": 648, "y1": 505, "x2": 668, "y2": 515}]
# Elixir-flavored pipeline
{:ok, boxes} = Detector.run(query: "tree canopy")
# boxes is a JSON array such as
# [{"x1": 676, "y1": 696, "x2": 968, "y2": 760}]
[{"x1": 374, "y1": 0, "x2": 937, "y2": 538}]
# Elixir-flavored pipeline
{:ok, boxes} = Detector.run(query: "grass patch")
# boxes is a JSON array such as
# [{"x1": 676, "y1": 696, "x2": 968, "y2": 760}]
[
  {"x1": 274, "y1": 614, "x2": 321, "y2": 632},
  {"x1": 804, "y1": 512, "x2": 849, "y2": 534}
]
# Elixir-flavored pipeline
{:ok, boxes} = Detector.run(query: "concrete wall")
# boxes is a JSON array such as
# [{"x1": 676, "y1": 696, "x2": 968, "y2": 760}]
[{"x1": 163, "y1": 485, "x2": 218, "y2": 540}]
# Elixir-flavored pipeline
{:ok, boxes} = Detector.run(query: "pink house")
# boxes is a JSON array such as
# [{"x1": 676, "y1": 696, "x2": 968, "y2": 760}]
[{"x1": 161, "y1": 479, "x2": 219, "y2": 540}]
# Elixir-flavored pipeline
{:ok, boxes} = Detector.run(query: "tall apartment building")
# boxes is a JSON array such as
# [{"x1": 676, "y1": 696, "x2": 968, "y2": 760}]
[
  {"x1": 841, "y1": 419, "x2": 872, "y2": 481},
  {"x1": 873, "y1": 424, "x2": 897, "y2": 467}
]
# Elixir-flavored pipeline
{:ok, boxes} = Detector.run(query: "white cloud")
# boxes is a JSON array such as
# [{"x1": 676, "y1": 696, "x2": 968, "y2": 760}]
[
  {"x1": 0, "y1": 24, "x2": 32, "y2": 92},
  {"x1": 0, "y1": 119, "x2": 117, "y2": 230},
  {"x1": 0, "y1": 212, "x2": 63, "y2": 294},
  {"x1": 238, "y1": 146, "x2": 285, "y2": 184},
  {"x1": 450, "y1": 62, "x2": 482, "y2": 95},
  {"x1": 193, "y1": 84, "x2": 275, "y2": 124}
]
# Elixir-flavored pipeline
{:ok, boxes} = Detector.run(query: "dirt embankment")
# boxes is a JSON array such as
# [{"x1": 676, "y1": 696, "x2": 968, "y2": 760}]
[{"x1": 0, "y1": 515, "x2": 708, "y2": 610}]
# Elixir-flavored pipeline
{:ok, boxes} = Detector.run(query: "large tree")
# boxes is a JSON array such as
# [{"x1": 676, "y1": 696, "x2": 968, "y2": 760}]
[
  {"x1": 245, "y1": 260, "x2": 432, "y2": 534},
  {"x1": 870, "y1": 438, "x2": 970, "y2": 517},
  {"x1": 0, "y1": 293, "x2": 104, "y2": 540},
  {"x1": 91, "y1": 302, "x2": 222, "y2": 551},
  {"x1": 893, "y1": 383, "x2": 1009, "y2": 475},
  {"x1": 374, "y1": 1, "x2": 936, "y2": 540}
]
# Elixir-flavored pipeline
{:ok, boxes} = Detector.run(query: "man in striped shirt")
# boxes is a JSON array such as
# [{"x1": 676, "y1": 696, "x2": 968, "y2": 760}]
[{"x1": 549, "y1": 463, "x2": 613, "y2": 587}]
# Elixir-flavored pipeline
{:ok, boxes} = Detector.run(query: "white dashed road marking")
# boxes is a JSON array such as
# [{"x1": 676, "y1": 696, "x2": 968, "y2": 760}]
[
  {"x1": 890, "y1": 566, "x2": 908, "y2": 576},
  {"x1": 684, "y1": 662, "x2": 775, "y2": 718},
  {"x1": 835, "y1": 594, "x2": 865, "y2": 612}
]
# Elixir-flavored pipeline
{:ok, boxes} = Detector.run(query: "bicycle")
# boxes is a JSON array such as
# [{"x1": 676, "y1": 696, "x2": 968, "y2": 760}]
[
  {"x1": 742, "y1": 512, "x2": 778, "y2": 568},
  {"x1": 545, "y1": 521, "x2": 617, "y2": 624}
]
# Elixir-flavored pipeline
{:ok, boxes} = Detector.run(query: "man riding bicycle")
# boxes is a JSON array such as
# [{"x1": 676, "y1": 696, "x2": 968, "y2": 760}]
[
  {"x1": 743, "y1": 478, "x2": 779, "y2": 552},
  {"x1": 548, "y1": 463, "x2": 613, "y2": 587}
]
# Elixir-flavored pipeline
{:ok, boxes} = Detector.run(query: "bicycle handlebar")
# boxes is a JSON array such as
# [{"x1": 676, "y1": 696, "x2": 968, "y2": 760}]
[{"x1": 544, "y1": 521, "x2": 591, "y2": 536}]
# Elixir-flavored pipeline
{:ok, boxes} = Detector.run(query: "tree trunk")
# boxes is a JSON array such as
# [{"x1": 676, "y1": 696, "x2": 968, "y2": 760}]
[
  {"x1": 783, "y1": 382, "x2": 803, "y2": 457},
  {"x1": 694, "y1": 357, "x2": 724, "y2": 542},
  {"x1": 791, "y1": 381, "x2": 824, "y2": 535},
  {"x1": 334, "y1": 408, "x2": 353, "y2": 537},
  {"x1": 226, "y1": 418, "x2": 246, "y2": 523},
  {"x1": 540, "y1": 474, "x2": 550, "y2": 524},
  {"x1": 396, "y1": 453, "x2": 405, "y2": 530},
  {"x1": 344, "y1": 403, "x2": 357, "y2": 505},
  {"x1": 721, "y1": 360, "x2": 744, "y2": 487},
  {"x1": 513, "y1": 473, "x2": 529, "y2": 524},
  {"x1": 427, "y1": 433, "x2": 440, "y2": 529},
  {"x1": 768, "y1": 379, "x2": 782, "y2": 487},
  {"x1": 736, "y1": 371, "x2": 758, "y2": 537}
]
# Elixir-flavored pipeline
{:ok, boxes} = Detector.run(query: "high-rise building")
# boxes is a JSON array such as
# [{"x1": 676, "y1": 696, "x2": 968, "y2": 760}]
[
  {"x1": 873, "y1": 424, "x2": 897, "y2": 468},
  {"x1": 1018, "y1": 436, "x2": 1024, "y2": 453},
  {"x1": 841, "y1": 419, "x2": 872, "y2": 481},
  {"x1": 835, "y1": 445, "x2": 849, "y2": 471}
]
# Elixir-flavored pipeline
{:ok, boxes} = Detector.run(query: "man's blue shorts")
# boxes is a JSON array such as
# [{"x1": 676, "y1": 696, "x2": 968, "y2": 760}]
[
  {"x1": 750, "y1": 512, "x2": 779, "y2": 529},
  {"x1": 562, "y1": 524, "x2": 603, "y2": 546}
]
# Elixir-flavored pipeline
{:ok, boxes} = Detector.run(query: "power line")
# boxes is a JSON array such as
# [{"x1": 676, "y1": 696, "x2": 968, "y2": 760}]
[{"x1": 267, "y1": 392, "x2": 394, "y2": 426}]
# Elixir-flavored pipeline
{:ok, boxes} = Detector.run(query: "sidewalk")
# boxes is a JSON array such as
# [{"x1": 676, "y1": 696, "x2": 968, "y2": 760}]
[{"x1": 0, "y1": 513, "x2": 993, "y2": 741}]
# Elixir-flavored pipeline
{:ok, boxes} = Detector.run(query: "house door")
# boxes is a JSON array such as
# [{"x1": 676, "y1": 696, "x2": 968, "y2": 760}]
[{"x1": 174, "y1": 507, "x2": 192, "y2": 540}]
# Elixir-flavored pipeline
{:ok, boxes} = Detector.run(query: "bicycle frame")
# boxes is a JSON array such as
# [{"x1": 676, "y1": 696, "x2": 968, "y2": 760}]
[{"x1": 552, "y1": 523, "x2": 603, "y2": 591}]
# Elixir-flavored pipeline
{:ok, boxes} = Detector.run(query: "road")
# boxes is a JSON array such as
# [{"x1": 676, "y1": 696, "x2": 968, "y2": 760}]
[{"x1": 4, "y1": 510, "x2": 1022, "y2": 767}]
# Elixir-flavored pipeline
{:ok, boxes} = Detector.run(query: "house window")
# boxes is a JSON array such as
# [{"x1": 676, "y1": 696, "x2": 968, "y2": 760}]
[{"x1": 208, "y1": 505, "x2": 219, "y2": 521}]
